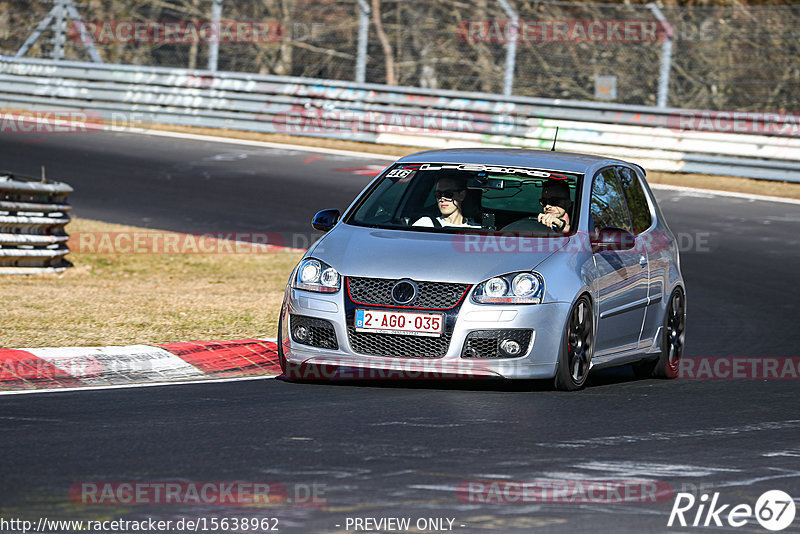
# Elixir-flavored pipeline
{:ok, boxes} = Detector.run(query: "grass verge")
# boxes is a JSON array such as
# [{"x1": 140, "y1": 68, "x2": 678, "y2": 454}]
[{"x1": 0, "y1": 218, "x2": 303, "y2": 348}]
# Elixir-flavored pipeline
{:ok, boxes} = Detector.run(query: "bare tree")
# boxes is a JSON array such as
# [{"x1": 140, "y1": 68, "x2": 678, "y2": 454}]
[{"x1": 371, "y1": 0, "x2": 395, "y2": 85}]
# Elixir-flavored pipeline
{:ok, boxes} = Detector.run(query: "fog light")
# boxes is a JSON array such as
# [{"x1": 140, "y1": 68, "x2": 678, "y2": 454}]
[
  {"x1": 499, "y1": 339, "x2": 521, "y2": 356},
  {"x1": 293, "y1": 325, "x2": 309, "y2": 342}
]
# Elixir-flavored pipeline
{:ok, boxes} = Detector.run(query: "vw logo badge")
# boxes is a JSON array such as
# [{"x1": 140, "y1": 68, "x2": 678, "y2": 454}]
[{"x1": 391, "y1": 280, "x2": 418, "y2": 305}]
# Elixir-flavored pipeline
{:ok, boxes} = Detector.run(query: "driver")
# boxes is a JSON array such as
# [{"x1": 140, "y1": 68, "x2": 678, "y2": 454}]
[
  {"x1": 413, "y1": 176, "x2": 480, "y2": 228},
  {"x1": 537, "y1": 179, "x2": 573, "y2": 234}
]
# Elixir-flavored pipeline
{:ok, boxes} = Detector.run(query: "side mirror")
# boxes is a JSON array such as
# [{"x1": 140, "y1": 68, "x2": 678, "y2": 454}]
[
  {"x1": 591, "y1": 227, "x2": 635, "y2": 252},
  {"x1": 312, "y1": 209, "x2": 340, "y2": 232}
]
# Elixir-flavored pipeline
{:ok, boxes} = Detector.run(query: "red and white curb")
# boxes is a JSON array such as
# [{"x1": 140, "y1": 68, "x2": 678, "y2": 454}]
[{"x1": 0, "y1": 339, "x2": 281, "y2": 393}]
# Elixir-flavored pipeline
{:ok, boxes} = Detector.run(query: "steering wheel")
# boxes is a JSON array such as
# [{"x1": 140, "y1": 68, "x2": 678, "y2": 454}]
[{"x1": 499, "y1": 217, "x2": 560, "y2": 233}]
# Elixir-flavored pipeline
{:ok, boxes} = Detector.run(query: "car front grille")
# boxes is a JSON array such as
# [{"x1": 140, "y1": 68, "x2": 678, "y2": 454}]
[
  {"x1": 346, "y1": 325, "x2": 451, "y2": 358},
  {"x1": 289, "y1": 314, "x2": 338, "y2": 350},
  {"x1": 461, "y1": 329, "x2": 533, "y2": 359},
  {"x1": 347, "y1": 277, "x2": 470, "y2": 309}
]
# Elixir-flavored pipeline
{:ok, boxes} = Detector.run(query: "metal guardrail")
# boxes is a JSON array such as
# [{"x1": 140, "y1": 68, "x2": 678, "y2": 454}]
[
  {"x1": 0, "y1": 57, "x2": 798, "y2": 182},
  {"x1": 0, "y1": 171, "x2": 72, "y2": 274}
]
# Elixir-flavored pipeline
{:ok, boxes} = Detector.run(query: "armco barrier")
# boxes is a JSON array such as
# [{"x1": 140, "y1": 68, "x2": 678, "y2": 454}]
[
  {"x1": 0, "y1": 57, "x2": 798, "y2": 182},
  {"x1": 0, "y1": 171, "x2": 72, "y2": 274}
]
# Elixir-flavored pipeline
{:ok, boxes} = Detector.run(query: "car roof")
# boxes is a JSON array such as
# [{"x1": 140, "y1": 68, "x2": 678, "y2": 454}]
[{"x1": 396, "y1": 148, "x2": 630, "y2": 174}]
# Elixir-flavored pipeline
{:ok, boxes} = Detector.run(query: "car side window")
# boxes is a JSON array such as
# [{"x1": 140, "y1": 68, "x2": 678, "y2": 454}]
[
  {"x1": 351, "y1": 176, "x2": 406, "y2": 224},
  {"x1": 616, "y1": 166, "x2": 652, "y2": 234},
  {"x1": 590, "y1": 169, "x2": 632, "y2": 232}
]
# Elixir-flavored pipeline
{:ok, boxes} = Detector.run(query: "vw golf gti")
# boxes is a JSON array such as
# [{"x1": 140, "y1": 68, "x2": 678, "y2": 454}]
[{"x1": 278, "y1": 148, "x2": 686, "y2": 390}]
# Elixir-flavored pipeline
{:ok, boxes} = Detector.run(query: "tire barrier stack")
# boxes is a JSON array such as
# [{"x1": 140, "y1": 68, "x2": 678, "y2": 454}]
[{"x1": 0, "y1": 171, "x2": 72, "y2": 274}]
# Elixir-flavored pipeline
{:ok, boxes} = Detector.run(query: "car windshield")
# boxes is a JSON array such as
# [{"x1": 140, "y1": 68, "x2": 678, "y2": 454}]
[{"x1": 347, "y1": 162, "x2": 582, "y2": 235}]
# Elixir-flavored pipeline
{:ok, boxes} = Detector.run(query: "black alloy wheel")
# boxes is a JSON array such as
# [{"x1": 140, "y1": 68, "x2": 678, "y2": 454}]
[
  {"x1": 554, "y1": 295, "x2": 594, "y2": 391},
  {"x1": 633, "y1": 288, "x2": 686, "y2": 379}
]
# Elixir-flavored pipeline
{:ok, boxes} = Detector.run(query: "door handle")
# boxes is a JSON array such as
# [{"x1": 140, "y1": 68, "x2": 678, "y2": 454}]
[{"x1": 639, "y1": 255, "x2": 647, "y2": 269}]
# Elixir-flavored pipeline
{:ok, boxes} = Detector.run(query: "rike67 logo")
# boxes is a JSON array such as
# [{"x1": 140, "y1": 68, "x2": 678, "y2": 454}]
[{"x1": 668, "y1": 490, "x2": 796, "y2": 531}]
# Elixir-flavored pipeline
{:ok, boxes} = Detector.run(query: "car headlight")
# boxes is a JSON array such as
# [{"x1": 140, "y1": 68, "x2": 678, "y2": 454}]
[
  {"x1": 473, "y1": 272, "x2": 544, "y2": 304},
  {"x1": 293, "y1": 258, "x2": 340, "y2": 293},
  {"x1": 484, "y1": 277, "x2": 508, "y2": 298}
]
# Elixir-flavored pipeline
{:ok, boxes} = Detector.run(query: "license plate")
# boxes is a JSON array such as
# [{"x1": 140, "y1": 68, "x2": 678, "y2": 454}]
[{"x1": 355, "y1": 309, "x2": 444, "y2": 337}]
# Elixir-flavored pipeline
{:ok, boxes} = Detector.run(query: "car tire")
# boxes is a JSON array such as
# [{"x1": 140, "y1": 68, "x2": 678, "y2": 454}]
[
  {"x1": 631, "y1": 357, "x2": 656, "y2": 378},
  {"x1": 554, "y1": 295, "x2": 594, "y2": 391},
  {"x1": 633, "y1": 288, "x2": 685, "y2": 379}
]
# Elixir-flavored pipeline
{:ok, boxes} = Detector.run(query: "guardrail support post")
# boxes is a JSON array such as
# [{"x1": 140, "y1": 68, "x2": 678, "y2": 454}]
[
  {"x1": 648, "y1": 3, "x2": 673, "y2": 108},
  {"x1": 355, "y1": 0, "x2": 371, "y2": 83},
  {"x1": 496, "y1": 0, "x2": 518, "y2": 97},
  {"x1": 208, "y1": 0, "x2": 224, "y2": 71}
]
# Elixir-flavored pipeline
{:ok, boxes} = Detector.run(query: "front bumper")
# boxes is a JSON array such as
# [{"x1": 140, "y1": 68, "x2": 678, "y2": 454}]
[{"x1": 280, "y1": 286, "x2": 570, "y2": 380}]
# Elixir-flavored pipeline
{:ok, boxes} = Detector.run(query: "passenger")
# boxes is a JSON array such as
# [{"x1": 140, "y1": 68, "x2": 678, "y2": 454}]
[
  {"x1": 537, "y1": 179, "x2": 573, "y2": 233},
  {"x1": 413, "y1": 176, "x2": 480, "y2": 228}
]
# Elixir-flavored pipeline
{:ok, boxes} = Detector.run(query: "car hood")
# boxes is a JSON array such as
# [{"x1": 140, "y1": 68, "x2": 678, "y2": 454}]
[{"x1": 308, "y1": 223, "x2": 570, "y2": 283}]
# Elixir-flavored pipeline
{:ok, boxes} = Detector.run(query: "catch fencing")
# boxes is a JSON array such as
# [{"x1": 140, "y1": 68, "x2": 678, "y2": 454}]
[
  {"x1": 1, "y1": 57, "x2": 798, "y2": 182},
  {"x1": 0, "y1": 170, "x2": 72, "y2": 274},
  {"x1": 2, "y1": 0, "x2": 799, "y2": 112}
]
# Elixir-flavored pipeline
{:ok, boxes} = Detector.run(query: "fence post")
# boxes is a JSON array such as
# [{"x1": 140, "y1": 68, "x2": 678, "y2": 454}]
[
  {"x1": 355, "y1": 0, "x2": 370, "y2": 84},
  {"x1": 496, "y1": 0, "x2": 518, "y2": 97},
  {"x1": 16, "y1": 0, "x2": 104, "y2": 62},
  {"x1": 16, "y1": 10, "x2": 55, "y2": 58},
  {"x1": 208, "y1": 0, "x2": 224, "y2": 71},
  {"x1": 63, "y1": 0, "x2": 104, "y2": 63},
  {"x1": 647, "y1": 3, "x2": 674, "y2": 108},
  {"x1": 51, "y1": 0, "x2": 67, "y2": 60}
]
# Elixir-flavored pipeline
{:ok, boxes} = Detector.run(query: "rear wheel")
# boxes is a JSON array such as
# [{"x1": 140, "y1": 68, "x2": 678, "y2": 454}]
[
  {"x1": 633, "y1": 288, "x2": 685, "y2": 379},
  {"x1": 554, "y1": 296, "x2": 594, "y2": 391}
]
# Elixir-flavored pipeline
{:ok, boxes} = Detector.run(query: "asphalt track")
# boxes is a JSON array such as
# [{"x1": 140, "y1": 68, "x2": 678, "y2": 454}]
[{"x1": 1, "y1": 130, "x2": 799, "y2": 533}]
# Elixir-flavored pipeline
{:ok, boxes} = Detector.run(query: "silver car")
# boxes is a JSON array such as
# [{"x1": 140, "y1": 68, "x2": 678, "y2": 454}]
[{"x1": 278, "y1": 148, "x2": 686, "y2": 390}]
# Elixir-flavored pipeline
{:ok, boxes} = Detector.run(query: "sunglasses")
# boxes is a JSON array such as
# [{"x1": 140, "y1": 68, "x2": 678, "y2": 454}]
[
  {"x1": 539, "y1": 197, "x2": 568, "y2": 208},
  {"x1": 435, "y1": 189, "x2": 463, "y2": 200}
]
